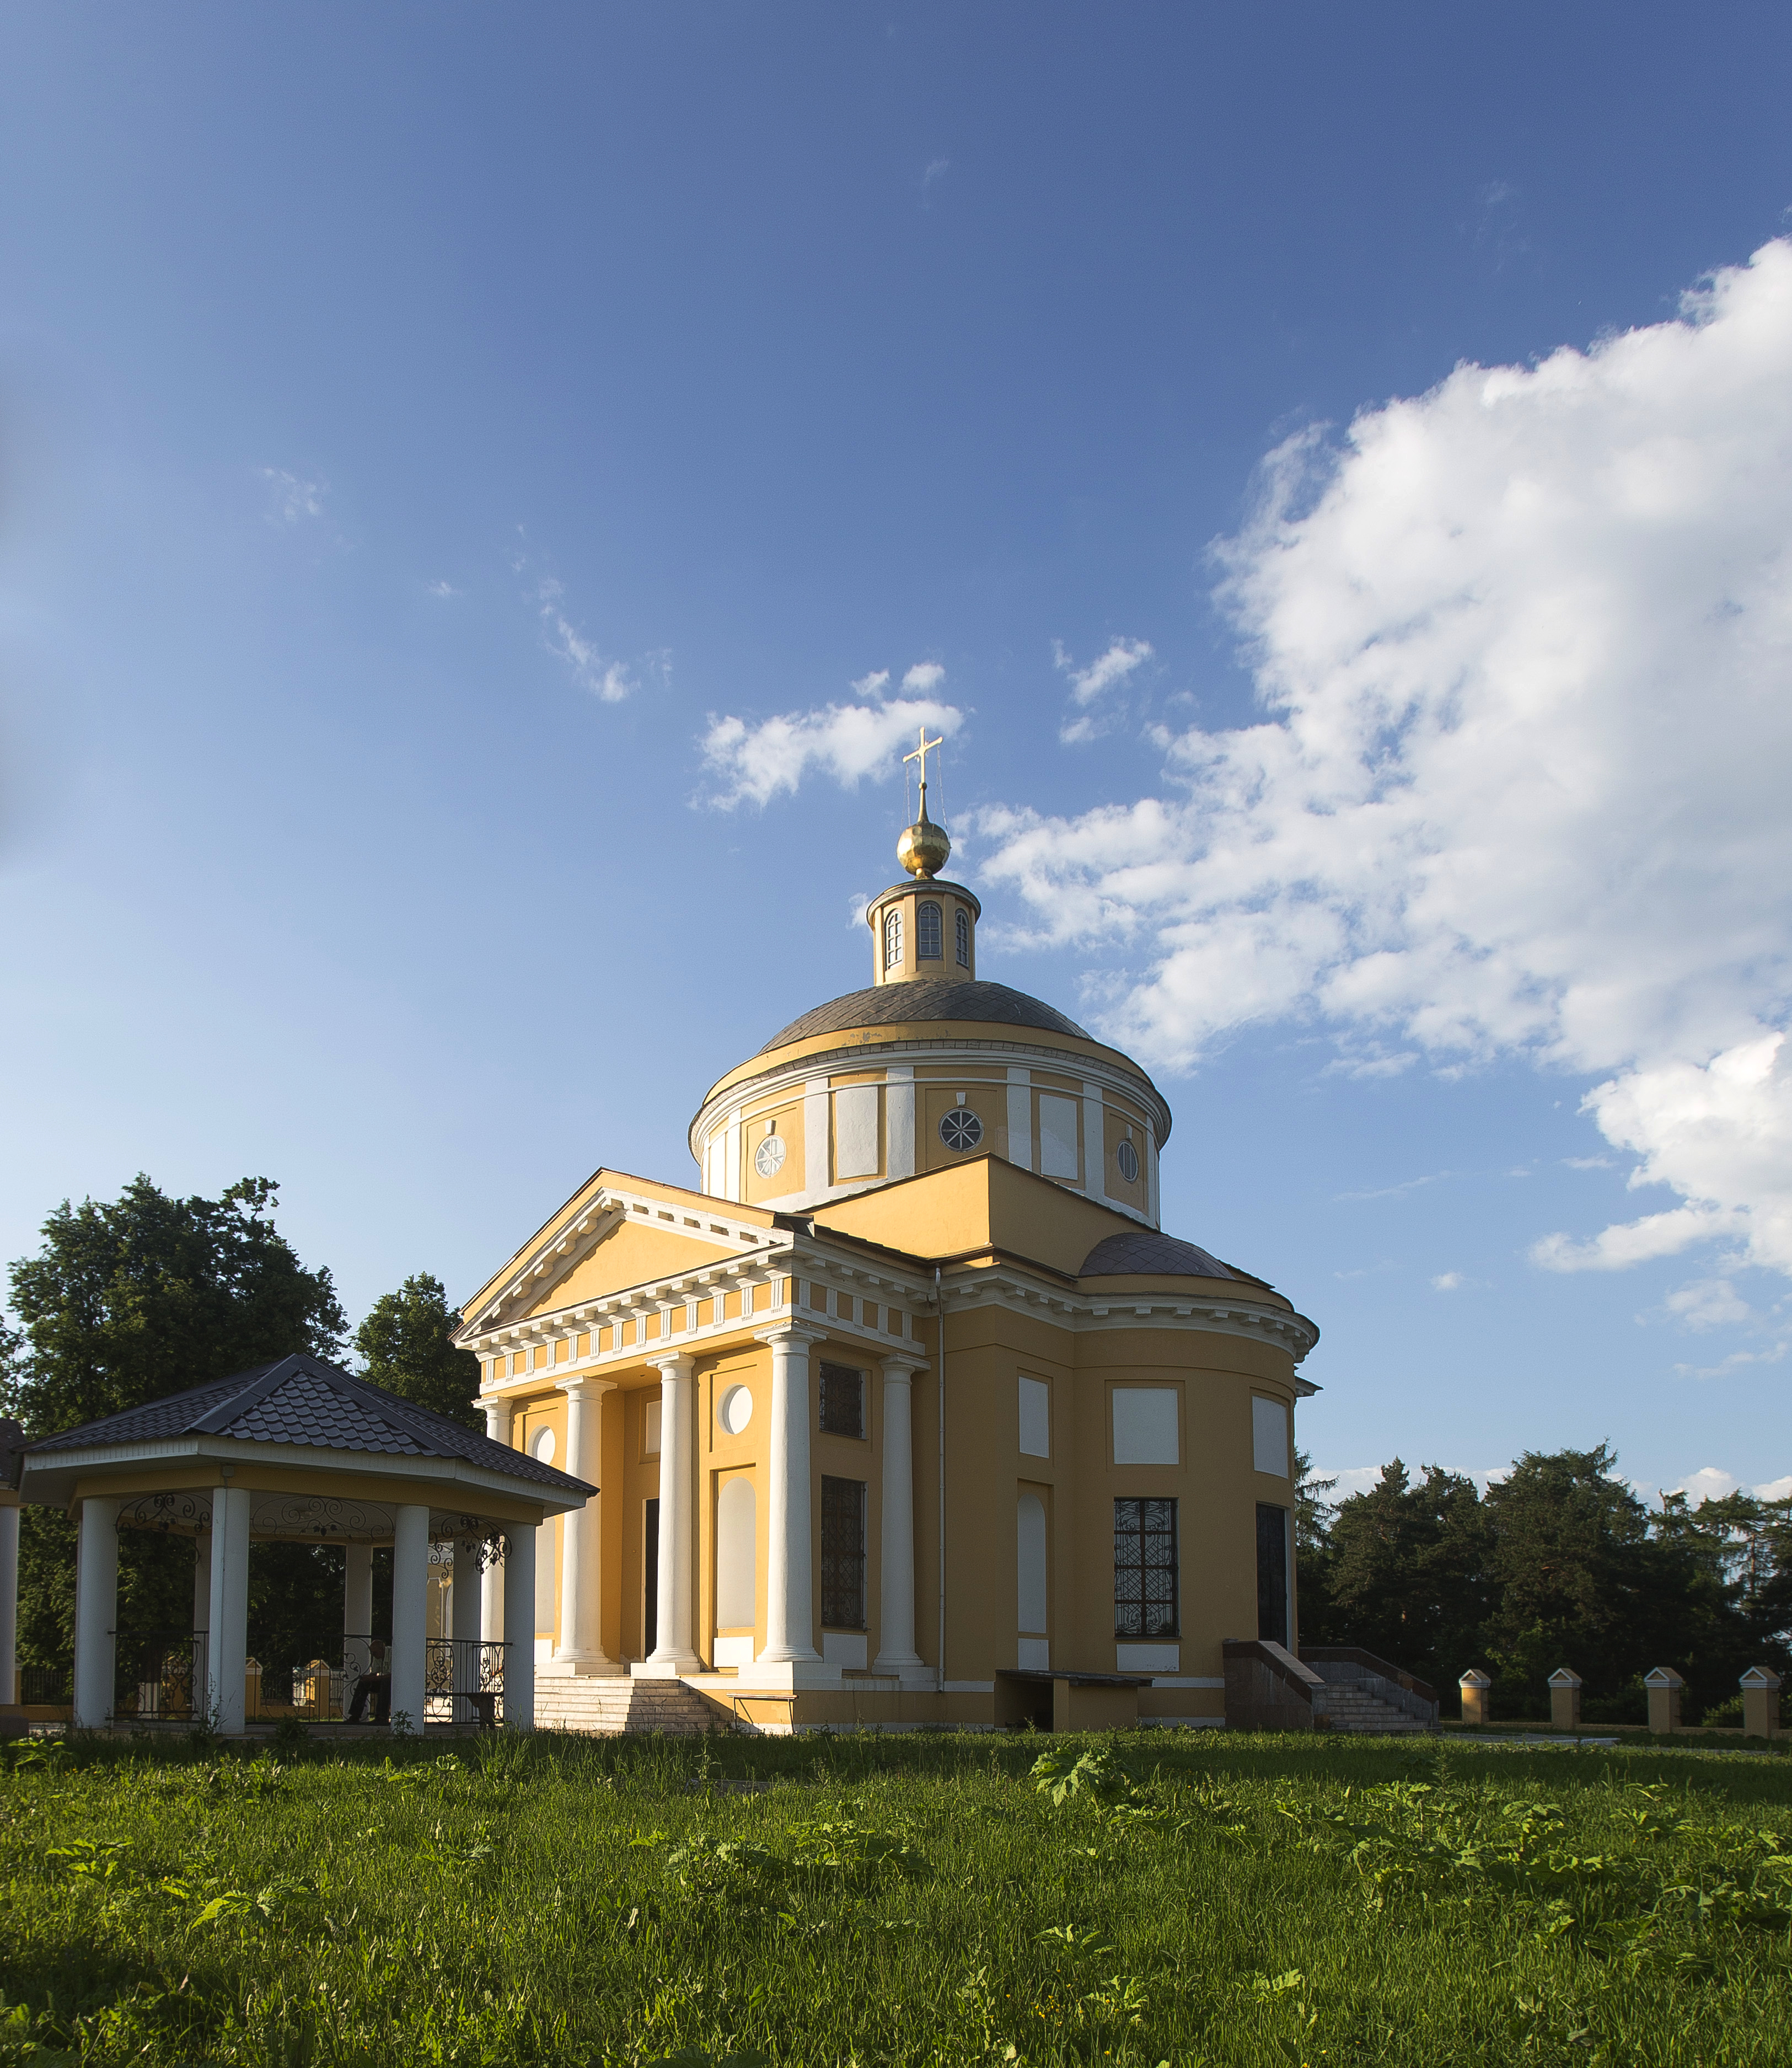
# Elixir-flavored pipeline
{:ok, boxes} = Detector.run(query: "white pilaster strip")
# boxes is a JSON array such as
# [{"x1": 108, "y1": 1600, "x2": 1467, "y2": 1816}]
[
  {"x1": 804, "y1": 1077, "x2": 830, "y2": 1195},
  {"x1": 872, "y1": 1358, "x2": 927, "y2": 1679},
  {"x1": 886, "y1": 1064, "x2": 915, "y2": 1180},
  {"x1": 1006, "y1": 1067, "x2": 1032, "y2": 1170},
  {"x1": 1081, "y1": 1080, "x2": 1109, "y2": 1206}
]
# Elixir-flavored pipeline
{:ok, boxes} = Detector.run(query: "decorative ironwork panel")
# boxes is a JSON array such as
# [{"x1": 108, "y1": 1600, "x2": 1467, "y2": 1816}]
[
  {"x1": 820, "y1": 1475, "x2": 867, "y2": 1630},
  {"x1": 1114, "y1": 1496, "x2": 1179, "y2": 1638}
]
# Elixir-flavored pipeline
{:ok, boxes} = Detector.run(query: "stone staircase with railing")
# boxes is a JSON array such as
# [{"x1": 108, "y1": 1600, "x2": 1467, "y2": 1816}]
[
  {"x1": 1223, "y1": 1640, "x2": 1440, "y2": 1734},
  {"x1": 533, "y1": 1674, "x2": 719, "y2": 1735}
]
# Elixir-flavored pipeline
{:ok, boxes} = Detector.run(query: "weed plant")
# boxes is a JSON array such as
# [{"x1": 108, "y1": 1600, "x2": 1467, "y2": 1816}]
[{"x1": 3, "y1": 1727, "x2": 1791, "y2": 2065}]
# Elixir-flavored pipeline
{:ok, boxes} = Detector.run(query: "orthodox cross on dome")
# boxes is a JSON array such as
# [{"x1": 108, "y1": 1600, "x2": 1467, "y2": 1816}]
[
  {"x1": 903, "y1": 726, "x2": 943, "y2": 819},
  {"x1": 897, "y1": 726, "x2": 952, "y2": 880}
]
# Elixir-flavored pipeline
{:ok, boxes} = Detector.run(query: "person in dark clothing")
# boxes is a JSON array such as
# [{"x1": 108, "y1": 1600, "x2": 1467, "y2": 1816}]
[{"x1": 346, "y1": 1640, "x2": 391, "y2": 1723}]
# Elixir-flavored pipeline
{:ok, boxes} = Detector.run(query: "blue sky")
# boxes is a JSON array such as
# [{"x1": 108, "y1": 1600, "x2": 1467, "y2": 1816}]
[{"x1": 3, "y1": 5, "x2": 1791, "y2": 1504}]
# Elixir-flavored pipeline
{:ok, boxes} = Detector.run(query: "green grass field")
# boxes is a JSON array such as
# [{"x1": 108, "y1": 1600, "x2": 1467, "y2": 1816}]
[{"x1": 3, "y1": 1727, "x2": 1791, "y2": 2067}]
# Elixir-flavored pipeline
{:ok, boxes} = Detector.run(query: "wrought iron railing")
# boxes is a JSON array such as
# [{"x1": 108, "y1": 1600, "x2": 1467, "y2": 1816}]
[{"x1": 108, "y1": 1631, "x2": 509, "y2": 1726}]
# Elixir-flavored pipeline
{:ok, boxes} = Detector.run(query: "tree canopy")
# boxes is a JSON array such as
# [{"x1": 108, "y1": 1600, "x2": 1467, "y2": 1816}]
[
  {"x1": 353, "y1": 1272, "x2": 481, "y2": 1428},
  {"x1": 1299, "y1": 1444, "x2": 1791, "y2": 1721}
]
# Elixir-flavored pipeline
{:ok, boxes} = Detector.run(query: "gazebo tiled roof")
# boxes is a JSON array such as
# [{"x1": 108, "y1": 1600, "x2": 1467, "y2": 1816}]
[{"x1": 20, "y1": 1352, "x2": 591, "y2": 1498}]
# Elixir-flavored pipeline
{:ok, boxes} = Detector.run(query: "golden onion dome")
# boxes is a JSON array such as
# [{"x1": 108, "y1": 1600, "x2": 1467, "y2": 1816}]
[{"x1": 895, "y1": 811, "x2": 951, "y2": 880}]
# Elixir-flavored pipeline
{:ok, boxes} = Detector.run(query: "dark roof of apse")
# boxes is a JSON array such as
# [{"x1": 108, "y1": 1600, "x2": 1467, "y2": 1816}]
[
  {"x1": 1080, "y1": 1229, "x2": 1266, "y2": 1287},
  {"x1": 761, "y1": 979, "x2": 1094, "y2": 1053},
  {"x1": 23, "y1": 1353, "x2": 593, "y2": 1495}
]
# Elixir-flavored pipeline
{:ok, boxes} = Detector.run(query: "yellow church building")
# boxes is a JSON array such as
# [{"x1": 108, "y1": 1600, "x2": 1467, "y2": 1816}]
[{"x1": 455, "y1": 768, "x2": 1321, "y2": 1734}]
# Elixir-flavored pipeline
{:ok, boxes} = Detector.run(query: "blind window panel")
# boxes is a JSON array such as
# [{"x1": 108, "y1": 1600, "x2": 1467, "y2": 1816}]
[
  {"x1": 1113, "y1": 1496, "x2": 1179, "y2": 1639},
  {"x1": 820, "y1": 1475, "x2": 867, "y2": 1628}
]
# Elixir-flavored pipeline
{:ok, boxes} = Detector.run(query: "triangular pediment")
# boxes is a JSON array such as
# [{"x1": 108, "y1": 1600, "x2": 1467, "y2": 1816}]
[{"x1": 458, "y1": 1170, "x2": 777, "y2": 1335}]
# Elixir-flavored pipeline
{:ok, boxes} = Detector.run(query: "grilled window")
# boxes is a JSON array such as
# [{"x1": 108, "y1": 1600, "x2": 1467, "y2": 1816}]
[
  {"x1": 820, "y1": 1475, "x2": 867, "y2": 1628},
  {"x1": 1114, "y1": 1497, "x2": 1178, "y2": 1638},
  {"x1": 917, "y1": 900, "x2": 942, "y2": 959},
  {"x1": 818, "y1": 1362, "x2": 865, "y2": 1438},
  {"x1": 883, "y1": 909, "x2": 903, "y2": 969},
  {"x1": 956, "y1": 908, "x2": 970, "y2": 967}
]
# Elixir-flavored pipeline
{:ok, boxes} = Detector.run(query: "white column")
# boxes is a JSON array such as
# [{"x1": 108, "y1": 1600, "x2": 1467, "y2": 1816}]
[
  {"x1": 758, "y1": 1325, "x2": 825, "y2": 1665},
  {"x1": 873, "y1": 1359, "x2": 927, "y2": 1679},
  {"x1": 0, "y1": 1502, "x2": 20, "y2": 1707},
  {"x1": 390, "y1": 1504, "x2": 430, "y2": 1732},
  {"x1": 554, "y1": 1376, "x2": 616, "y2": 1673},
  {"x1": 640, "y1": 1354, "x2": 700, "y2": 1673},
  {"x1": 190, "y1": 1528, "x2": 212, "y2": 1721},
  {"x1": 481, "y1": 1400, "x2": 511, "y2": 1643},
  {"x1": 452, "y1": 1535, "x2": 484, "y2": 1722},
  {"x1": 342, "y1": 1540, "x2": 373, "y2": 1681},
  {"x1": 73, "y1": 1496, "x2": 122, "y2": 1729},
  {"x1": 206, "y1": 1484, "x2": 252, "y2": 1733},
  {"x1": 502, "y1": 1523, "x2": 535, "y2": 1728}
]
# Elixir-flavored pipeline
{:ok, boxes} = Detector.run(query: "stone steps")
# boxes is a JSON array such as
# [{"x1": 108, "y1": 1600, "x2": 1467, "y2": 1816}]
[
  {"x1": 1320, "y1": 1689, "x2": 1431, "y2": 1735},
  {"x1": 533, "y1": 1676, "x2": 719, "y2": 1735}
]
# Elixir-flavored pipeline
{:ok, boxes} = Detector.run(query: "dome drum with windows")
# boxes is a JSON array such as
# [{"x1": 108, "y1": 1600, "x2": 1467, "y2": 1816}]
[{"x1": 422, "y1": 737, "x2": 1323, "y2": 1738}]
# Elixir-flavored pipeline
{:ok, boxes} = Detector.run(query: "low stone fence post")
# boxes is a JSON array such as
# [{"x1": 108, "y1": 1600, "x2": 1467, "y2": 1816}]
[
  {"x1": 1548, "y1": 1667, "x2": 1582, "y2": 1730},
  {"x1": 1644, "y1": 1666, "x2": 1684, "y2": 1734},
  {"x1": 1458, "y1": 1669, "x2": 1490, "y2": 1726},
  {"x1": 1741, "y1": 1666, "x2": 1783, "y2": 1738}
]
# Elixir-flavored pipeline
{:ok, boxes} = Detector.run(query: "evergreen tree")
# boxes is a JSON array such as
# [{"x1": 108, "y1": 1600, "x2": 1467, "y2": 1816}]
[
  {"x1": 354, "y1": 1273, "x2": 481, "y2": 1428},
  {"x1": 1319, "y1": 1459, "x2": 1491, "y2": 1691},
  {"x1": 3, "y1": 1175, "x2": 346, "y2": 1667}
]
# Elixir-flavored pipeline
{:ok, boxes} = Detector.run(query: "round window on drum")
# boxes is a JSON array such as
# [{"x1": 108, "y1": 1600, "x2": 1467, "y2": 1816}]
[
  {"x1": 939, "y1": 1108, "x2": 983, "y2": 1152},
  {"x1": 1115, "y1": 1138, "x2": 1140, "y2": 1185}
]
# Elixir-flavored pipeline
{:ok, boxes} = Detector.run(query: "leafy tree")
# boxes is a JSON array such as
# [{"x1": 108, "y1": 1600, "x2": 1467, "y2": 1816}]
[
  {"x1": 4, "y1": 1175, "x2": 346, "y2": 1667},
  {"x1": 1317, "y1": 1459, "x2": 1491, "y2": 1693},
  {"x1": 355, "y1": 1273, "x2": 481, "y2": 1428}
]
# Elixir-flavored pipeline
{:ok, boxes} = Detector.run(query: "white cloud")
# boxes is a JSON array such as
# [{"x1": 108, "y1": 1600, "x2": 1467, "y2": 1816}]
[
  {"x1": 700, "y1": 672, "x2": 964, "y2": 808},
  {"x1": 1756, "y1": 1474, "x2": 1792, "y2": 1502},
  {"x1": 1666, "y1": 1465, "x2": 1741, "y2": 1503},
  {"x1": 982, "y1": 240, "x2": 1792, "y2": 1279},
  {"x1": 1661, "y1": 1277, "x2": 1753, "y2": 1330},
  {"x1": 426, "y1": 580, "x2": 459, "y2": 599},
  {"x1": 1056, "y1": 636, "x2": 1155, "y2": 706},
  {"x1": 1431, "y1": 1271, "x2": 1464, "y2": 1291},
  {"x1": 852, "y1": 670, "x2": 892, "y2": 698},
  {"x1": 534, "y1": 576, "x2": 633, "y2": 702},
  {"x1": 903, "y1": 662, "x2": 946, "y2": 693},
  {"x1": 261, "y1": 468, "x2": 325, "y2": 522},
  {"x1": 1054, "y1": 637, "x2": 1155, "y2": 744}
]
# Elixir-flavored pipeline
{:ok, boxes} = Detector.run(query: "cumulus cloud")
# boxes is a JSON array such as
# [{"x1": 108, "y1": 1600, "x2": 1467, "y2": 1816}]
[
  {"x1": 261, "y1": 468, "x2": 325, "y2": 522},
  {"x1": 701, "y1": 669, "x2": 964, "y2": 808},
  {"x1": 981, "y1": 240, "x2": 1792, "y2": 1279},
  {"x1": 1431, "y1": 1272, "x2": 1464, "y2": 1291}
]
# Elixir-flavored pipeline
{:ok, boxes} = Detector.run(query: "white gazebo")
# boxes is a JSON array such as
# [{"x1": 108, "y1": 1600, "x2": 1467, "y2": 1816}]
[{"x1": 2, "y1": 1354, "x2": 594, "y2": 1732}]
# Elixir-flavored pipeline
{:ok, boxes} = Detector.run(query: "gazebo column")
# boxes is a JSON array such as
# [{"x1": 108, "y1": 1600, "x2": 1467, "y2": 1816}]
[
  {"x1": 639, "y1": 1354, "x2": 700, "y2": 1674},
  {"x1": 191, "y1": 1529, "x2": 212, "y2": 1716},
  {"x1": 1, "y1": 1500, "x2": 22, "y2": 1707},
  {"x1": 390, "y1": 1504, "x2": 430, "y2": 1732},
  {"x1": 342, "y1": 1541, "x2": 373, "y2": 1710},
  {"x1": 452, "y1": 1535, "x2": 484, "y2": 1722},
  {"x1": 206, "y1": 1485, "x2": 252, "y2": 1733},
  {"x1": 554, "y1": 1376, "x2": 616, "y2": 1673},
  {"x1": 873, "y1": 1358, "x2": 927, "y2": 1679},
  {"x1": 481, "y1": 1401, "x2": 512, "y2": 1644},
  {"x1": 502, "y1": 1522, "x2": 535, "y2": 1728},
  {"x1": 758, "y1": 1325, "x2": 826, "y2": 1667},
  {"x1": 73, "y1": 1496, "x2": 122, "y2": 1728}
]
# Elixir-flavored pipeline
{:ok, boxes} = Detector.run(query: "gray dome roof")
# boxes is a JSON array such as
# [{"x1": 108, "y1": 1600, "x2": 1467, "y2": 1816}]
[
  {"x1": 760, "y1": 979, "x2": 1093, "y2": 1054},
  {"x1": 1080, "y1": 1230, "x2": 1244, "y2": 1282}
]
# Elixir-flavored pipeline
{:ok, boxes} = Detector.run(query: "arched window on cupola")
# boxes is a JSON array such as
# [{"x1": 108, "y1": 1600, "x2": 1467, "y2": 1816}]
[
  {"x1": 883, "y1": 907, "x2": 903, "y2": 971},
  {"x1": 956, "y1": 908, "x2": 970, "y2": 968},
  {"x1": 917, "y1": 901, "x2": 942, "y2": 960}
]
